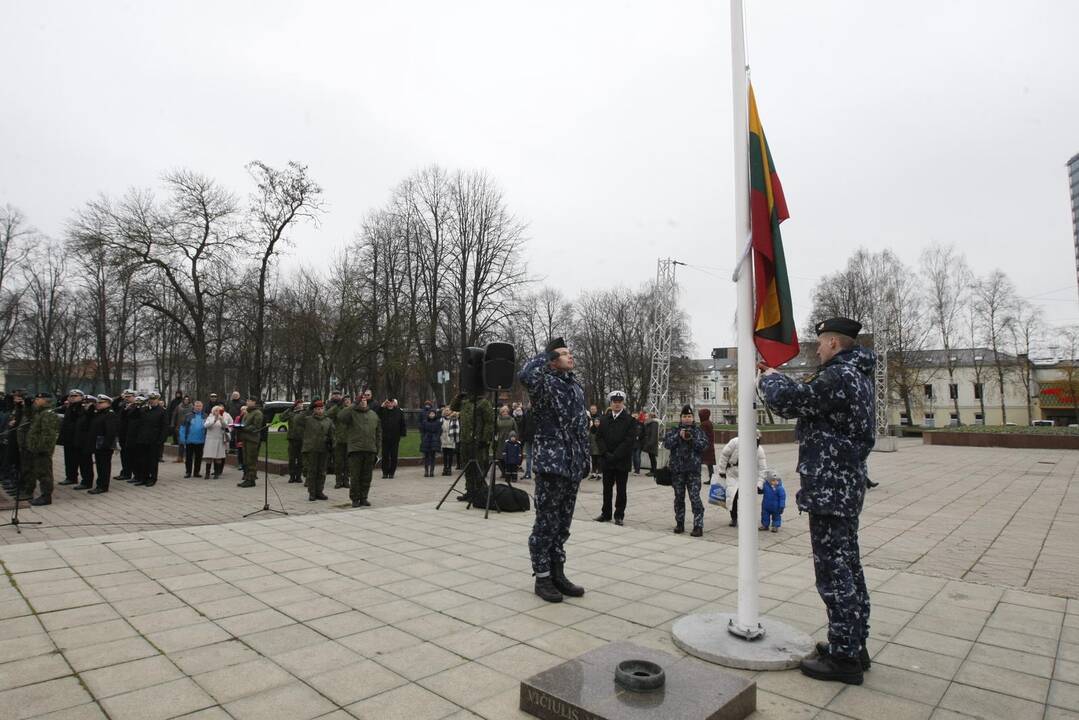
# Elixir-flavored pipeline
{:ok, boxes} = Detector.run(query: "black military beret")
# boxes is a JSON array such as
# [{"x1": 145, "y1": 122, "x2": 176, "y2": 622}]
[
  {"x1": 681, "y1": 404, "x2": 693, "y2": 415},
  {"x1": 545, "y1": 336, "x2": 567, "y2": 354},
  {"x1": 815, "y1": 317, "x2": 862, "y2": 339},
  {"x1": 35, "y1": 392, "x2": 52, "y2": 399}
]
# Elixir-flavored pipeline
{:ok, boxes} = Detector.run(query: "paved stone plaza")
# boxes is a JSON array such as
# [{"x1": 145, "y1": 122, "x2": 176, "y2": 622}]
[{"x1": 1, "y1": 441, "x2": 1077, "y2": 719}]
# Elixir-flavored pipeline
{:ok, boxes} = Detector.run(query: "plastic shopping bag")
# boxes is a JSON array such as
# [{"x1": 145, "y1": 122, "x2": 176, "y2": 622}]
[{"x1": 708, "y1": 483, "x2": 727, "y2": 507}]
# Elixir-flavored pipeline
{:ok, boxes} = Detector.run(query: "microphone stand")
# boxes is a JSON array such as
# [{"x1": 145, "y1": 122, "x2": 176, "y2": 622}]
[
  {"x1": 242, "y1": 423, "x2": 288, "y2": 518},
  {"x1": 1, "y1": 420, "x2": 43, "y2": 534}
]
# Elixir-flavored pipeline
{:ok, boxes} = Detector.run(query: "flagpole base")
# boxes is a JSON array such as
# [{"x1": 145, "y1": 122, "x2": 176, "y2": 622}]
[
  {"x1": 671, "y1": 613, "x2": 814, "y2": 671},
  {"x1": 727, "y1": 618, "x2": 766, "y2": 641}
]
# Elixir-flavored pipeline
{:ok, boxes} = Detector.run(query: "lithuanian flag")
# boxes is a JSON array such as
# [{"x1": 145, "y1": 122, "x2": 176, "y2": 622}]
[{"x1": 749, "y1": 84, "x2": 798, "y2": 367}]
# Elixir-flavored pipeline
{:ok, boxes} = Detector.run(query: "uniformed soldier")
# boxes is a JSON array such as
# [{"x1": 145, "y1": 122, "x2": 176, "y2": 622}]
[
  {"x1": 113, "y1": 390, "x2": 136, "y2": 480},
  {"x1": 135, "y1": 392, "x2": 167, "y2": 487},
  {"x1": 338, "y1": 393, "x2": 381, "y2": 508},
  {"x1": 450, "y1": 390, "x2": 494, "y2": 502},
  {"x1": 57, "y1": 389, "x2": 85, "y2": 486},
  {"x1": 758, "y1": 316, "x2": 875, "y2": 685},
  {"x1": 662, "y1": 404, "x2": 709, "y2": 536},
  {"x1": 301, "y1": 400, "x2": 333, "y2": 500},
  {"x1": 321, "y1": 390, "x2": 343, "y2": 481},
  {"x1": 88, "y1": 395, "x2": 119, "y2": 494},
  {"x1": 236, "y1": 397, "x2": 263, "y2": 487},
  {"x1": 280, "y1": 399, "x2": 306, "y2": 483},
  {"x1": 327, "y1": 393, "x2": 351, "y2": 489},
  {"x1": 26, "y1": 392, "x2": 61, "y2": 506},
  {"x1": 519, "y1": 337, "x2": 590, "y2": 603}
]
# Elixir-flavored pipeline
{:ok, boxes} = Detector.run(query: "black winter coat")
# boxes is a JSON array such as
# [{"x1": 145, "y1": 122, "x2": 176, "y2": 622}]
[
  {"x1": 59, "y1": 403, "x2": 82, "y2": 446},
  {"x1": 377, "y1": 407, "x2": 408, "y2": 444},
  {"x1": 124, "y1": 406, "x2": 142, "y2": 445},
  {"x1": 136, "y1": 405, "x2": 168, "y2": 445},
  {"x1": 76, "y1": 407, "x2": 98, "y2": 453},
  {"x1": 90, "y1": 410, "x2": 119, "y2": 452},
  {"x1": 596, "y1": 409, "x2": 637, "y2": 474}
]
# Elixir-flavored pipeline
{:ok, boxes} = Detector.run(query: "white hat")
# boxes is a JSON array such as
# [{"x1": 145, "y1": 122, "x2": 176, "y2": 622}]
[
  {"x1": 608, "y1": 390, "x2": 626, "y2": 401},
  {"x1": 148, "y1": 391, "x2": 161, "y2": 399},
  {"x1": 69, "y1": 389, "x2": 85, "y2": 397},
  {"x1": 84, "y1": 395, "x2": 98, "y2": 402},
  {"x1": 97, "y1": 394, "x2": 113, "y2": 404}
]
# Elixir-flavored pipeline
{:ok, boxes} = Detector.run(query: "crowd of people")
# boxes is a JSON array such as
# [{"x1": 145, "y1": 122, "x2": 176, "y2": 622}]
[
  {"x1": 1, "y1": 314, "x2": 875, "y2": 690},
  {"x1": 0, "y1": 380, "x2": 781, "y2": 534}
]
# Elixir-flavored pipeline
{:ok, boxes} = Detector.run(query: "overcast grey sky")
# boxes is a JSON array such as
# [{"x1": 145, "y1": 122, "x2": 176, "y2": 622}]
[{"x1": 3, "y1": 1, "x2": 1078, "y2": 356}]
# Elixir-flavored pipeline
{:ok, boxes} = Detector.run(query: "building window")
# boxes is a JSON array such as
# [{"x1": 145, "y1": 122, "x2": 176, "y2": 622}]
[
  {"x1": 975, "y1": 412, "x2": 984, "y2": 425},
  {"x1": 924, "y1": 384, "x2": 934, "y2": 400},
  {"x1": 703, "y1": 386, "x2": 710, "y2": 401},
  {"x1": 722, "y1": 386, "x2": 730, "y2": 401},
  {"x1": 950, "y1": 412, "x2": 959, "y2": 426},
  {"x1": 900, "y1": 412, "x2": 910, "y2": 426},
  {"x1": 949, "y1": 384, "x2": 958, "y2": 400},
  {"x1": 924, "y1": 411, "x2": 935, "y2": 428},
  {"x1": 679, "y1": 391, "x2": 689, "y2": 405},
  {"x1": 974, "y1": 383, "x2": 983, "y2": 400}
]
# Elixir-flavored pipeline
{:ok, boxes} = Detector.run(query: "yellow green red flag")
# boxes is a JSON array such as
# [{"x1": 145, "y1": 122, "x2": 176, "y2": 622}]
[{"x1": 749, "y1": 84, "x2": 798, "y2": 367}]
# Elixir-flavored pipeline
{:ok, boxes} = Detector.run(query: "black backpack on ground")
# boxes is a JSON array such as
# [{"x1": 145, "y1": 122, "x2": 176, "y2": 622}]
[{"x1": 471, "y1": 484, "x2": 531, "y2": 512}]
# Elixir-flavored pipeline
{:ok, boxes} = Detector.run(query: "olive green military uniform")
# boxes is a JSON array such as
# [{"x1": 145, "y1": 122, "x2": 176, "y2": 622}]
[
  {"x1": 301, "y1": 413, "x2": 334, "y2": 498},
  {"x1": 337, "y1": 404, "x2": 382, "y2": 505},
  {"x1": 281, "y1": 405, "x2": 307, "y2": 483},
  {"x1": 327, "y1": 401, "x2": 350, "y2": 489},
  {"x1": 450, "y1": 393, "x2": 495, "y2": 500},
  {"x1": 25, "y1": 400, "x2": 60, "y2": 500},
  {"x1": 239, "y1": 406, "x2": 264, "y2": 484}
]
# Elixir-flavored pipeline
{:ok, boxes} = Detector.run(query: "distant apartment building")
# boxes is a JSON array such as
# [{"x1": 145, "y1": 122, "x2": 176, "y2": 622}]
[{"x1": 674, "y1": 340, "x2": 1079, "y2": 428}]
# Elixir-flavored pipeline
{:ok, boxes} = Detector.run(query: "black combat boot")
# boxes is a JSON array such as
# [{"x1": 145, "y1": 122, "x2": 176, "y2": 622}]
[
  {"x1": 30, "y1": 495, "x2": 51, "y2": 506},
  {"x1": 800, "y1": 654, "x2": 864, "y2": 685},
  {"x1": 673, "y1": 524, "x2": 685, "y2": 534},
  {"x1": 534, "y1": 574, "x2": 563, "y2": 603},
  {"x1": 237, "y1": 480, "x2": 256, "y2": 488},
  {"x1": 550, "y1": 562, "x2": 584, "y2": 597},
  {"x1": 690, "y1": 526, "x2": 703, "y2": 537},
  {"x1": 815, "y1": 642, "x2": 871, "y2": 670}
]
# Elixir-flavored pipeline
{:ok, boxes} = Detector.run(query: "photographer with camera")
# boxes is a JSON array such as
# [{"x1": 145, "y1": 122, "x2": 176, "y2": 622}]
[
  {"x1": 519, "y1": 337, "x2": 590, "y2": 603},
  {"x1": 662, "y1": 404, "x2": 709, "y2": 536}
]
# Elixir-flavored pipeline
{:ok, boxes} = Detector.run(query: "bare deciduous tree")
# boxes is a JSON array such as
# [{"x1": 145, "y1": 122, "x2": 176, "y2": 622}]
[
  {"x1": 244, "y1": 160, "x2": 324, "y2": 398},
  {"x1": 0, "y1": 205, "x2": 32, "y2": 360},
  {"x1": 921, "y1": 243, "x2": 968, "y2": 422},
  {"x1": 974, "y1": 270, "x2": 1017, "y2": 424}
]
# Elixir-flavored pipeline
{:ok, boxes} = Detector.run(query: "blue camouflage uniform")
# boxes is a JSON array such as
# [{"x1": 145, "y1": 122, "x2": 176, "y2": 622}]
[
  {"x1": 518, "y1": 351, "x2": 590, "y2": 576},
  {"x1": 758, "y1": 345, "x2": 876, "y2": 660},
  {"x1": 662, "y1": 424, "x2": 708, "y2": 529}
]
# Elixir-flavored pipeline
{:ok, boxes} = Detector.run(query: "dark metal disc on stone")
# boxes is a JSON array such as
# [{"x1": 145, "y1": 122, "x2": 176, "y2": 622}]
[
  {"x1": 520, "y1": 641, "x2": 756, "y2": 720},
  {"x1": 615, "y1": 659, "x2": 665, "y2": 692}
]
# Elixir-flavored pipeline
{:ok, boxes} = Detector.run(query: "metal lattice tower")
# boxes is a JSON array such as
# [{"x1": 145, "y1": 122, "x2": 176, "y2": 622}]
[
  {"x1": 874, "y1": 328, "x2": 889, "y2": 437},
  {"x1": 646, "y1": 258, "x2": 679, "y2": 420}
]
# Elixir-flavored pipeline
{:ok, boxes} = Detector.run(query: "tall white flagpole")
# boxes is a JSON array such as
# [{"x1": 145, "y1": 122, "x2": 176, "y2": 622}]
[{"x1": 730, "y1": 0, "x2": 762, "y2": 640}]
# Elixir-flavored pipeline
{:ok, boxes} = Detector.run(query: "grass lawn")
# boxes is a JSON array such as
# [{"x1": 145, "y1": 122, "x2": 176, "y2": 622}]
[{"x1": 263, "y1": 431, "x2": 423, "y2": 460}]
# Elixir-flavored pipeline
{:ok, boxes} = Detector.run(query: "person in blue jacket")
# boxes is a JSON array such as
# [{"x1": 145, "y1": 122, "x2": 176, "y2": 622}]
[
  {"x1": 179, "y1": 400, "x2": 207, "y2": 479},
  {"x1": 662, "y1": 404, "x2": 709, "y2": 536},
  {"x1": 758, "y1": 469, "x2": 786, "y2": 532},
  {"x1": 518, "y1": 336, "x2": 590, "y2": 604},
  {"x1": 758, "y1": 316, "x2": 875, "y2": 686}
]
